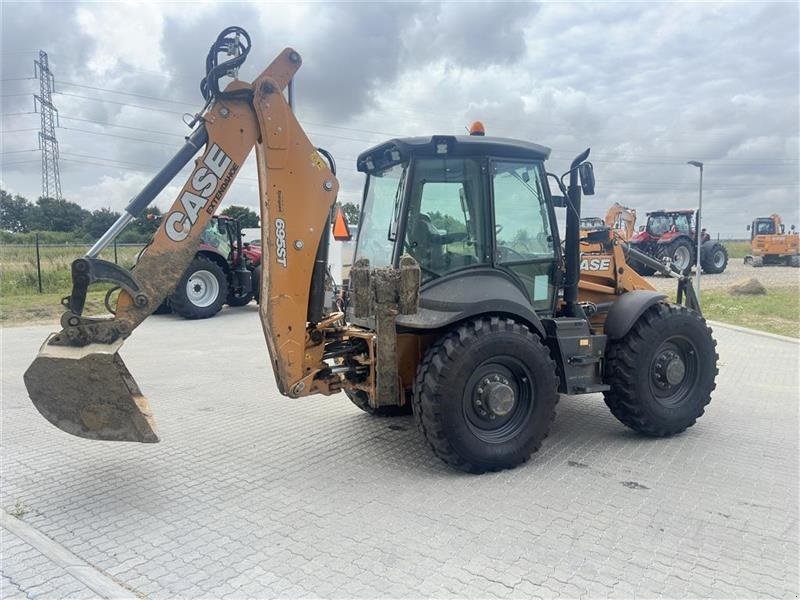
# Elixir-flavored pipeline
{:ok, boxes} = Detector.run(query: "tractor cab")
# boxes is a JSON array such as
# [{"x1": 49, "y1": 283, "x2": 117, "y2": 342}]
[{"x1": 354, "y1": 134, "x2": 568, "y2": 322}]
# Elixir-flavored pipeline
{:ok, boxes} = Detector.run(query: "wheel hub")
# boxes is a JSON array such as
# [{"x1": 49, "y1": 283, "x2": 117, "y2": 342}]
[
  {"x1": 653, "y1": 350, "x2": 686, "y2": 388},
  {"x1": 474, "y1": 375, "x2": 516, "y2": 420},
  {"x1": 186, "y1": 270, "x2": 219, "y2": 307},
  {"x1": 674, "y1": 246, "x2": 691, "y2": 270}
]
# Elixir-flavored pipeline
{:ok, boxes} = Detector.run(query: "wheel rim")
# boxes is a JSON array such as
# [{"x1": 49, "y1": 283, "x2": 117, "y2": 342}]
[
  {"x1": 648, "y1": 336, "x2": 700, "y2": 408},
  {"x1": 463, "y1": 357, "x2": 534, "y2": 444},
  {"x1": 673, "y1": 246, "x2": 691, "y2": 270},
  {"x1": 186, "y1": 270, "x2": 219, "y2": 307},
  {"x1": 713, "y1": 250, "x2": 725, "y2": 268}
]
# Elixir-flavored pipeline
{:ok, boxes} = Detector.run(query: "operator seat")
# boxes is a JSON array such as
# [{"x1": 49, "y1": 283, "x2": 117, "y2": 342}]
[{"x1": 409, "y1": 213, "x2": 445, "y2": 271}]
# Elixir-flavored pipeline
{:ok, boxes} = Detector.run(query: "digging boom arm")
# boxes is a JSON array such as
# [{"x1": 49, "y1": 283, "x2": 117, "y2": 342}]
[{"x1": 24, "y1": 35, "x2": 339, "y2": 442}]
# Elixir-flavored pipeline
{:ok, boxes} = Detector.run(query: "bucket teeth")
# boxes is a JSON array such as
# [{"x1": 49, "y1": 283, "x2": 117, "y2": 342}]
[{"x1": 24, "y1": 335, "x2": 158, "y2": 443}]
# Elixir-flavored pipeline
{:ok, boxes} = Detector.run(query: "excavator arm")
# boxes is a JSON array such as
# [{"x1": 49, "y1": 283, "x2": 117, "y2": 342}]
[
  {"x1": 24, "y1": 31, "x2": 340, "y2": 442},
  {"x1": 603, "y1": 202, "x2": 637, "y2": 241}
]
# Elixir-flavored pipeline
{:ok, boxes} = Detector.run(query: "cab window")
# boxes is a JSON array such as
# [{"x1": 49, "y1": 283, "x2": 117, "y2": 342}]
[
  {"x1": 674, "y1": 214, "x2": 690, "y2": 233},
  {"x1": 492, "y1": 160, "x2": 556, "y2": 311},
  {"x1": 404, "y1": 157, "x2": 489, "y2": 281}
]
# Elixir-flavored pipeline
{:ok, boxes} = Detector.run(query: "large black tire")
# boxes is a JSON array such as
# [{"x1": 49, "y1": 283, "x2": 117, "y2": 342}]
[
  {"x1": 169, "y1": 257, "x2": 228, "y2": 319},
  {"x1": 252, "y1": 265, "x2": 262, "y2": 304},
  {"x1": 345, "y1": 389, "x2": 412, "y2": 417},
  {"x1": 752, "y1": 256, "x2": 764, "y2": 268},
  {"x1": 603, "y1": 303, "x2": 717, "y2": 437},
  {"x1": 413, "y1": 317, "x2": 559, "y2": 474},
  {"x1": 700, "y1": 241, "x2": 728, "y2": 274},
  {"x1": 152, "y1": 300, "x2": 172, "y2": 315},
  {"x1": 657, "y1": 238, "x2": 695, "y2": 275},
  {"x1": 227, "y1": 290, "x2": 254, "y2": 307}
]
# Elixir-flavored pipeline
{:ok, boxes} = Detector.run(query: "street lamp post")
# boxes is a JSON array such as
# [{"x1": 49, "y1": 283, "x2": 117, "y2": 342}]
[{"x1": 687, "y1": 160, "x2": 704, "y2": 302}]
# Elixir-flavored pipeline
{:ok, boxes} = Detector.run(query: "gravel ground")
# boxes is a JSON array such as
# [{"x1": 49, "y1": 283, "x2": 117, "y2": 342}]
[{"x1": 645, "y1": 258, "x2": 800, "y2": 294}]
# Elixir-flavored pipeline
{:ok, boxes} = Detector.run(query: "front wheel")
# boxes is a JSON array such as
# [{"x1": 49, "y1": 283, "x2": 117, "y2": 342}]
[
  {"x1": 169, "y1": 257, "x2": 228, "y2": 319},
  {"x1": 701, "y1": 242, "x2": 728, "y2": 274},
  {"x1": 413, "y1": 317, "x2": 559, "y2": 473},
  {"x1": 657, "y1": 238, "x2": 695, "y2": 275},
  {"x1": 603, "y1": 303, "x2": 718, "y2": 436}
]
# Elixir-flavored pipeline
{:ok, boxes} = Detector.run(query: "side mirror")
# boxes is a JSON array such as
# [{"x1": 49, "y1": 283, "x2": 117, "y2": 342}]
[
  {"x1": 578, "y1": 162, "x2": 595, "y2": 196},
  {"x1": 638, "y1": 225, "x2": 645, "y2": 232},
  {"x1": 746, "y1": 224, "x2": 751, "y2": 231}
]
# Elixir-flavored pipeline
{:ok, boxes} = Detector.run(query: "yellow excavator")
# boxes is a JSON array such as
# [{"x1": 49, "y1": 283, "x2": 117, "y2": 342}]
[{"x1": 24, "y1": 28, "x2": 718, "y2": 473}]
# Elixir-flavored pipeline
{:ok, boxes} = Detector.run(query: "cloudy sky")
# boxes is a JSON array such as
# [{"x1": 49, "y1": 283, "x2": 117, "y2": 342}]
[{"x1": 1, "y1": 1, "x2": 798, "y2": 236}]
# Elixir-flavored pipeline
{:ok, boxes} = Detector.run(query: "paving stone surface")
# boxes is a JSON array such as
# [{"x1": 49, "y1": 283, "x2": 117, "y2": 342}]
[{"x1": 1, "y1": 307, "x2": 798, "y2": 598}]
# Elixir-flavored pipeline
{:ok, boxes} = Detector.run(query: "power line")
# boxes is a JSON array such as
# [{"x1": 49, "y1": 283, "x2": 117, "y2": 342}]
[
  {"x1": 56, "y1": 80, "x2": 198, "y2": 106},
  {"x1": 54, "y1": 91, "x2": 186, "y2": 115}
]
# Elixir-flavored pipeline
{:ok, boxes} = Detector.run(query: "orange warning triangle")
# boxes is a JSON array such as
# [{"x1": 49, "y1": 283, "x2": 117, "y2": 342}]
[{"x1": 332, "y1": 206, "x2": 352, "y2": 241}]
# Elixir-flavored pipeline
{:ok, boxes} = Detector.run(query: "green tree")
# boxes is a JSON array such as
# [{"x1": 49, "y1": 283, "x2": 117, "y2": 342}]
[
  {"x1": 0, "y1": 189, "x2": 32, "y2": 232},
  {"x1": 130, "y1": 206, "x2": 163, "y2": 240},
  {"x1": 341, "y1": 202, "x2": 360, "y2": 225},
  {"x1": 221, "y1": 205, "x2": 259, "y2": 227},
  {"x1": 83, "y1": 207, "x2": 122, "y2": 238},
  {"x1": 28, "y1": 197, "x2": 90, "y2": 232}
]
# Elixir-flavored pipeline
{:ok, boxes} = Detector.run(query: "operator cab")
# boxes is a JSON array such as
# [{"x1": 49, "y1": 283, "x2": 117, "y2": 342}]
[{"x1": 354, "y1": 134, "x2": 564, "y2": 324}]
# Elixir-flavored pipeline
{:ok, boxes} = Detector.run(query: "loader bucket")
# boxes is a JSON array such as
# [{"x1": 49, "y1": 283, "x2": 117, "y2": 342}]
[{"x1": 23, "y1": 335, "x2": 158, "y2": 443}]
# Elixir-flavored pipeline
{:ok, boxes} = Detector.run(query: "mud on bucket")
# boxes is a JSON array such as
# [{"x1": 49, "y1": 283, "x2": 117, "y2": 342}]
[{"x1": 23, "y1": 335, "x2": 159, "y2": 443}]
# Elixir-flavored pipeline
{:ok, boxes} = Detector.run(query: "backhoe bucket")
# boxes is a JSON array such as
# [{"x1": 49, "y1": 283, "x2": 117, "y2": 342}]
[{"x1": 23, "y1": 335, "x2": 158, "y2": 443}]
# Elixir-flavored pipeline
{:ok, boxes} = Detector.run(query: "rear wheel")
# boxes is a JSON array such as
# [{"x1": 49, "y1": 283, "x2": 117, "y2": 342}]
[
  {"x1": 413, "y1": 317, "x2": 559, "y2": 473},
  {"x1": 345, "y1": 389, "x2": 412, "y2": 417},
  {"x1": 701, "y1": 242, "x2": 728, "y2": 274},
  {"x1": 657, "y1": 238, "x2": 695, "y2": 274},
  {"x1": 169, "y1": 257, "x2": 228, "y2": 319},
  {"x1": 603, "y1": 303, "x2": 717, "y2": 436},
  {"x1": 752, "y1": 256, "x2": 764, "y2": 268},
  {"x1": 227, "y1": 289, "x2": 254, "y2": 307}
]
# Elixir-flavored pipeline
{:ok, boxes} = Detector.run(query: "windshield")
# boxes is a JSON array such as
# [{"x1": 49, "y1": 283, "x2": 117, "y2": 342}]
[{"x1": 354, "y1": 163, "x2": 406, "y2": 268}]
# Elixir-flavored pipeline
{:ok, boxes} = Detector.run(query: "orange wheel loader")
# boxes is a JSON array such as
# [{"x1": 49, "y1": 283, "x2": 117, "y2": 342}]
[{"x1": 24, "y1": 28, "x2": 718, "y2": 473}]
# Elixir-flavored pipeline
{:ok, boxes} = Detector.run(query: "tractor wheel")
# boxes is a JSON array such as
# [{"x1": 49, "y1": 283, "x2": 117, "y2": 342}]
[
  {"x1": 227, "y1": 290, "x2": 254, "y2": 307},
  {"x1": 657, "y1": 238, "x2": 695, "y2": 275},
  {"x1": 743, "y1": 255, "x2": 753, "y2": 266},
  {"x1": 413, "y1": 317, "x2": 559, "y2": 474},
  {"x1": 603, "y1": 303, "x2": 717, "y2": 437},
  {"x1": 169, "y1": 257, "x2": 228, "y2": 319},
  {"x1": 752, "y1": 256, "x2": 764, "y2": 268},
  {"x1": 152, "y1": 300, "x2": 172, "y2": 315},
  {"x1": 789, "y1": 255, "x2": 800, "y2": 268},
  {"x1": 252, "y1": 266, "x2": 262, "y2": 304},
  {"x1": 345, "y1": 389, "x2": 412, "y2": 417},
  {"x1": 700, "y1": 242, "x2": 728, "y2": 274}
]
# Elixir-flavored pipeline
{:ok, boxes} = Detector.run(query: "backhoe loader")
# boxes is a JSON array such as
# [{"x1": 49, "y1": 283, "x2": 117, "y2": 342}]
[{"x1": 24, "y1": 27, "x2": 718, "y2": 473}]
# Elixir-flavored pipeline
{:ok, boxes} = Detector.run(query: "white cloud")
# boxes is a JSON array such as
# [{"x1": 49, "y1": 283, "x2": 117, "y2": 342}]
[{"x1": 1, "y1": 1, "x2": 797, "y2": 237}]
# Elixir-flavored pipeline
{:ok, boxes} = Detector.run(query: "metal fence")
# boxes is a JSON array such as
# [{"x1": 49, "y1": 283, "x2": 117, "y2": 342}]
[{"x1": 1, "y1": 235, "x2": 144, "y2": 294}]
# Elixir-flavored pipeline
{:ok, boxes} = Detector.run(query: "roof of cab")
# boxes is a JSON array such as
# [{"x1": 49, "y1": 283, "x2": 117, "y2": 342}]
[{"x1": 356, "y1": 135, "x2": 551, "y2": 173}]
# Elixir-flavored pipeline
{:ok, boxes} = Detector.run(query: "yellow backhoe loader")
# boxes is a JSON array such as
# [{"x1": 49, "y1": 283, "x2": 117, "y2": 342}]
[{"x1": 24, "y1": 28, "x2": 718, "y2": 473}]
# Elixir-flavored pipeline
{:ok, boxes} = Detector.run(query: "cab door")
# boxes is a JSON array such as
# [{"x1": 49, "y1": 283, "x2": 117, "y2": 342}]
[{"x1": 491, "y1": 160, "x2": 558, "y2": 313}]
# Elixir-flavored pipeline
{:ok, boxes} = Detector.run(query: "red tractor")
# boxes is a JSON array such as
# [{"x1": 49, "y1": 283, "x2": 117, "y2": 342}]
[
  {"x1": 627, "y1": 209, "x2": 728, "y2": 275},
  {"x1": 155, "y1": 215, "x2": 262, "y2": 319}
]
